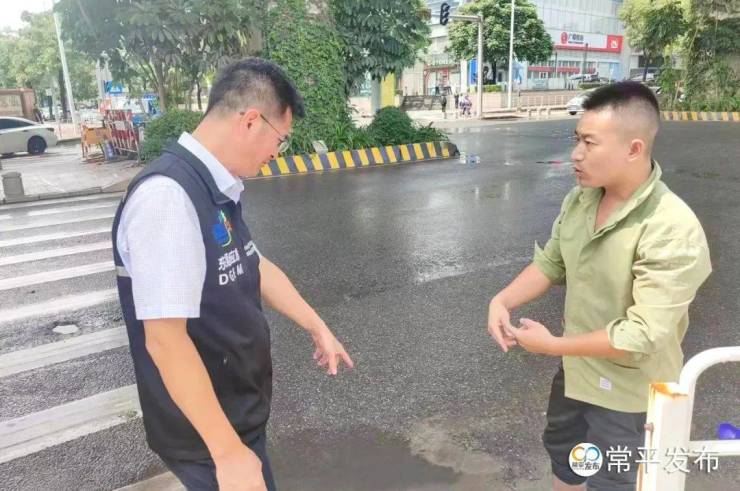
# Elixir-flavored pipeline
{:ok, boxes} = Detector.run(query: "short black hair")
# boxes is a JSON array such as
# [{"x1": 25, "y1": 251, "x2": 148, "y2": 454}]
[
  {"x1": 583, "y1": 81, "x2": 659, "y2": 118},
  {"x1": 206, "y1": 57, "x2": 305, "y2": 119}
]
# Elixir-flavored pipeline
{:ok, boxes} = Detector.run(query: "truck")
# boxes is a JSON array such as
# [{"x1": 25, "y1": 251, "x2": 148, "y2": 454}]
[{"x1": 0, "y1": 88, "x2": 37, "y2": 120}]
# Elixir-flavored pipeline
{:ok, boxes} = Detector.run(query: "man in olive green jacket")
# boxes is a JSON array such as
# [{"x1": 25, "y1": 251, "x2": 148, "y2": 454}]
[{"x1": 487, "y1": 81, "x2": 711, "y2": 491}]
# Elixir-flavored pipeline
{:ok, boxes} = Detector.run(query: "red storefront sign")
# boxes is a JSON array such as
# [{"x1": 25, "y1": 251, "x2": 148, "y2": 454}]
[{"x1": 548, "y1": 30, "x2": 623, "y2": 53}]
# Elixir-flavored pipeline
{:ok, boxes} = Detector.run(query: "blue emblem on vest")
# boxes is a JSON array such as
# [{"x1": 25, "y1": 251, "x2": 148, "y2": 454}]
[{"x1": 213, "y1": 209, "x2": 233, "y2": 247}]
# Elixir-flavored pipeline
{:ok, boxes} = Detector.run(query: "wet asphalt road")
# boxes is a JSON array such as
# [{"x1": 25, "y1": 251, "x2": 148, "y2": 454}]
[{"x1": 1, "y1": 118, "x2": 738, "y2": 490}]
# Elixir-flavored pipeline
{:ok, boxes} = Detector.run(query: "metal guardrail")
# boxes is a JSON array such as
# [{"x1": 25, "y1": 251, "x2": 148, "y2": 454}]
[{"x1": 638, "y1": 346, "x2": 740, "y2": 490}]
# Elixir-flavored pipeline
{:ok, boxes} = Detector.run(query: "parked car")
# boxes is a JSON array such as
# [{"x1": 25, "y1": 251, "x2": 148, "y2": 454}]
[
  {"x1": 569, "y1": 73, "x2": 600, "y2": 83},
  {"x1": 0, "y1": 116, "x2": 58, "y2": 156},
  {"x1": 566, "y1": 89, "x2": 595, "y2": 115},
  {"x1": 631, "y1": 72, "x2": 656, "y2": 82}
]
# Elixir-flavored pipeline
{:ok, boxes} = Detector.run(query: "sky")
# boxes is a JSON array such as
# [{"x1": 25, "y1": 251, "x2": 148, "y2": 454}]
[{"x1": 0, "y1": 0, "x2": 54, "y2": 31}]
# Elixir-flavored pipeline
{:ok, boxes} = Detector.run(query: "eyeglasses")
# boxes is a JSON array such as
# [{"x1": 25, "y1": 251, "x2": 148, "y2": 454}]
[{"x1": 239, "y1": 111, "x2": 291, "y2": 154}]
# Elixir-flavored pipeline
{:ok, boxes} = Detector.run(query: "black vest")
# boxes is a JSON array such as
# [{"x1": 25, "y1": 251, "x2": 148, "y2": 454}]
[{"x1": 112, "y1": 143, "x2": 272, "y2": 460}]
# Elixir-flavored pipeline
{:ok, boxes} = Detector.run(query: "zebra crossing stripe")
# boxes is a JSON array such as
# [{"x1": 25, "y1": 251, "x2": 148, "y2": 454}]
[
  {"x1": 0, "y1": 326, "x2": 128, "y2": 378},
  {"x1": 0, "y1": 289, "x2": 119, "y2": 324},
  {"x1": 0, "y1": 227, "x2": 112, "y2": 248},
  {"x1": 0, "y1": 385, "x2": 140, "y2": 464},
  {"x1": 0, "y1": 212, "x2": 116, "y2": 233},
  {"x1": 0, "y1": 242, "x2": 112, "y2": 266},
  {"x1": 0, "y1": 261, "x2": 115, "y2": 291}
]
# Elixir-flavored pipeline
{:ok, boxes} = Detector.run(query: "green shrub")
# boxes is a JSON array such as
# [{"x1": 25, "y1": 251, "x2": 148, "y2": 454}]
[
  {"x1": 140, "y1": 109, "x2": 203, "y2": 161},
  {"x1": 483, "y1": 84, "x2": 502, "y2": 92},
  {"x1": 412, "y1": 124, "x2": 449, "y2": 143},
  {"x1": 677, "y1": 96, "x2": 740, "y2": 112},
  {"x1": 366, "y1": 107, "x2": 417, "y2": 146},
  {"x1": 347, "y1": 126, "x2": 380, "y2": 149},
  {"x1": 324, "y1": 120, "x2": 379, "y2": 151}
]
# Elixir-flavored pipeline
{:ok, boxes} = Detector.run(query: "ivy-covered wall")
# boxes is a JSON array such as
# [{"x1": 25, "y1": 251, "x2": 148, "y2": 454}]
[{"x1": 263, "y1": 0, "x2": 351, "y2": 154}]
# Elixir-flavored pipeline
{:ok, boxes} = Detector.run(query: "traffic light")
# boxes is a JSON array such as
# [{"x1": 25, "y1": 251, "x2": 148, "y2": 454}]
[{"x1": 440, "y1": 2, "x2": 450, "y2": 26}]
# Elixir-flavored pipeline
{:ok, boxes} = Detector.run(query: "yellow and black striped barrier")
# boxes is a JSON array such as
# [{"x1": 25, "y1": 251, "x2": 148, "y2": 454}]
[
  {"x1": 661, "y1": 111, "x2": 740, "y2": 122},
  {"x1": 257, "y1": 141, "x2": 459, "y2": 178}
]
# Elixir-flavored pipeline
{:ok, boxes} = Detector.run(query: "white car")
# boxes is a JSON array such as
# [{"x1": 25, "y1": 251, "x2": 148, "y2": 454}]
[
  {"x1": 0, "y1": 117, "x2": 58, "y2": 156},
  {"x1": 566, "y1": 90, "x2": 595, "y2": 115}
]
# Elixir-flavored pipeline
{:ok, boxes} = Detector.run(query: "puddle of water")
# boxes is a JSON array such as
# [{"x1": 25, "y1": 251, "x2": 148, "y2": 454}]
[
  {"x1": 270, "y1": 426, "x2": 458, "y2": 491},
  {"x1": 270, "y1": 417, "x2": 551, "y2": 490}
]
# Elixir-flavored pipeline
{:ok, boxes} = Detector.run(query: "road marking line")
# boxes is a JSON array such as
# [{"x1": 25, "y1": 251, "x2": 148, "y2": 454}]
[
  {"x1": 0, "y1": 261, "x2": 114, "y2": 291},
  {"x1": 0, "y1": 202, "x2": 119, "y2": 220},
  {"x1": 0, "y1": 241, "x2": 111, "y2": 266},
  {"x1": 0, "y1": 212, "x2": 115, "y2": 232},
  {"x1": 0, "y1": 326, "x2": 128, "y2": 378},
  {"x1": 0, "y1": 227, "x2": 111, "y2": 248},
  {"x1": 0, "y1": 385, "x2": 140, "y2": 464},
  {"x1": 0, "y1": 289, "x2": 119, "y2": 324}
]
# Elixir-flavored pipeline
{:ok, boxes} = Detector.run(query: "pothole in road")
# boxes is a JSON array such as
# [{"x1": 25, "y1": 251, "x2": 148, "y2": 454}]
[{"x1": 52, "y1": 320, "x2": 79, "y2": 335}]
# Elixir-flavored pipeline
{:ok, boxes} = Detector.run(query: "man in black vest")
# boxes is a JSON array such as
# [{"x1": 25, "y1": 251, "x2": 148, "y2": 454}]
[{"x1": 112, "y1": 58, "x2": 353, "y2": 491}]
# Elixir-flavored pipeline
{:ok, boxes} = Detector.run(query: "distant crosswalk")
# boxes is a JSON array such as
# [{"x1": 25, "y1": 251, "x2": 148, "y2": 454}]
[{"x1": 0, "y1": 192, "x2": 173, "y2": 489}]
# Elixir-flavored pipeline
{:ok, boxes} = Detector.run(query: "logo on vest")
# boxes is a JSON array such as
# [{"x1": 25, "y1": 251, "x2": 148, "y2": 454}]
[
  {"x1": 218, "y1": 248, "x2": 244, "y2": 286},
  {"x1": 244, "y1": 241, "x2": 258, "y2": 257},
  {"x1": 212, "y1": 210, "x2": 233, "y2": 248}
]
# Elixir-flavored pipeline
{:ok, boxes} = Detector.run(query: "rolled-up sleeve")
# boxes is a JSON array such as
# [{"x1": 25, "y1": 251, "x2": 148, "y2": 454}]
[
  {"x1": 606, "y1": 237, "x2": 712, "y2": 360},
  {"x1": 532, "y1": 191, "x2": 576, "y2": 284}
]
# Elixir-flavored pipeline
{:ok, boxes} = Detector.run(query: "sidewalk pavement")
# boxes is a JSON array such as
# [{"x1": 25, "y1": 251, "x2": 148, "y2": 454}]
[
  {"x1": 407, "y1": 108, "x2": 576, "y2": 129},
  {"x1": 0, "y1": 142, "x2": 141, "y2": 204}
]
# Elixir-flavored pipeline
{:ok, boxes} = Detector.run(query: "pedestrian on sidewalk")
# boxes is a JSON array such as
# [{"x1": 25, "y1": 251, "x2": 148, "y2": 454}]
[
  {"x1": 112, "y1": 58, "x2": 354, "y2": 491},
  {"x1": 440, "y1": 94, "x2": 447, "y2": 119},
  {"x1": 461, "y1": 94, "x2": 472, "y2": 117},
  {"x1": 32, "y1": 105, "x2": 44, "y2": 123},
  {"x1": 486, "y1": 81, "x2": 711, "y2": 490},
  {"x1": 454, "y1": 93, "x2": 460, "y2": 110}
]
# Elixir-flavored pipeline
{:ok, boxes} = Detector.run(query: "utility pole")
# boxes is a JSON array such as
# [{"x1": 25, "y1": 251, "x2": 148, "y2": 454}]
[
  {"x1": 52, "y1": 2, "x2": 78, "y2": 126},
  {"x1": 581, "y1": 42, "x2": 590, "y2": 81},
  {"x1": 507, "y1": 0, "x2": 515, "y2": 108}
]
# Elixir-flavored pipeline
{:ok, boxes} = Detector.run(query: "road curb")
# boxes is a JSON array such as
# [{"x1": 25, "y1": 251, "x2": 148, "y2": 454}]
[
  {"x1": 256, "y1": 141, "x2": 459, "y2": 178},
  {"x1": 661, "y1": 111, "x2": 740, "y2": 122},
  {"x1": 0, "y1": 187, "x2": 106, "y2": 205},
  {"x1": 0, "y1": 142, "x2": 459, "y2": 204}
]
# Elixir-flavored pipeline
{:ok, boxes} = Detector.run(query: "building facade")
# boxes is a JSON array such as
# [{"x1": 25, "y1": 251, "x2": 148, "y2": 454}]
[{"x1": 402, "y1": 0, "x2": 638, "y2": 94}]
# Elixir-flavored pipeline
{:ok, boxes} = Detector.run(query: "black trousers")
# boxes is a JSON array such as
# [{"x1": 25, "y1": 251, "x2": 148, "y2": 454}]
[{"x1": 160, "y1": 432, "x2": 276, "y2": 491}]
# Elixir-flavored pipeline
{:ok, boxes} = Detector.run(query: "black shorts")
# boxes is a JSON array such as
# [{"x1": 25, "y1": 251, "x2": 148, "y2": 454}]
[{"x1": 542, "y1": 367, "x2": 646, "y2": 491}]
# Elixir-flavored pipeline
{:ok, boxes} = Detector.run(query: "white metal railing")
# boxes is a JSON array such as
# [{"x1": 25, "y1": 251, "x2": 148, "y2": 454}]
[{"x1": 638, "y1": 346, "x2": 740, "y2": 490}]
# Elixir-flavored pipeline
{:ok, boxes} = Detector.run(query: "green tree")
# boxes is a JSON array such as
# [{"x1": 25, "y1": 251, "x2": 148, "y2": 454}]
[
  {"x1": 3, "y1": 11, "x2": 96, "y2": 117},
  {"x1": 330, "y1": 0, "x2": 431, "y2": 91},
  {"x1": 0, "y1": 35, "x2": 20, "y2": 88},
  {"x1": 620, "y1": 0, "x2": 686, "y2": 81},
  {"x1": 681, "y1": 0, "x2": 740, "y2": 109},
  {"x1": 621, "y1": 0, "x2": 739, "y2": 110},
  {"x1": 55, "y1": 0, "x2": 260, "y2": 111},
  {"x1": 448, "y1": 0, "x2": 552, "y2": 79}
]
